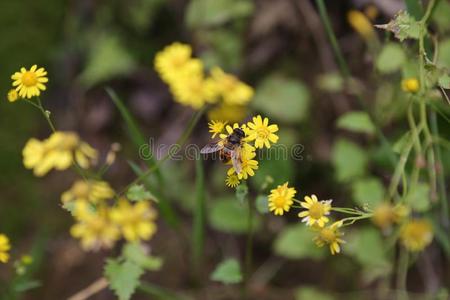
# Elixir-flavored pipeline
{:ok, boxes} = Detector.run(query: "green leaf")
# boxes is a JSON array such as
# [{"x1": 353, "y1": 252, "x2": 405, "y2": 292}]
[
  {"x1": 438, "y1": 73, "x2": 450, "y2": 89},
  {"x1": 316, "y1": 72, "x2": 344, "y2": 92},
  {"x1": 273, "y1": 224, "x2": 325, "y2": 260},
  {"x1": 432, "y1": 0, "x2": 450, "y2": 32},
  {"x1": 252, "y1": 148, "x2": 294, "y2": 188},
  {"x1": 209, "y1": 198, "x2": 261, "y2": 234},
  {"x1": 123, "y1": 243, "x2": 163, "y2": 271},
  {"x1": 351, "y1": 177, "x2": 385, "y2": 208},
  {"x1": 438, "y1": 39, "x2": 450, "y2": 68},
  {"x1": 127, "y1": 184, "x2": 156, "y2": 202},
  {"x1": 375, "y1": 11, "x2": 421, "y2": 41},
  {"x1": 336, "y1": 111, "x2": 376, "y2": 134},
  {"x1": 253, "y1": 74, "x2": 310, "y2": 123},
  {"x1": 346, "y1": 227, "x2": 390, "y2": 269},
  {"x1": 105, "y1": 259, "x2": 144, "y2": 300},
  {"x1": 255, "y1": 195, "x2": 269, "y2": 214},
  {"x1": 376, "y1": 43, "x2": 406, "y2": 74},
  {"x1": 210, "y1": 258, "x2": 243, "y2": 284},
  {"x1": 295, "y1": 286, "x2": 333, "y2": 300},
  {"x1": 235, "y1": 183, "x2": 248, "y2": 204},
  {"x1": 331, "y1": 139, "x2": 368, "y2": 182},
  {"x1": 79, "y1": 34, "x2": 135, "y2": 87},
  {"x1": 405, "y1": 183, "x2": 430, "y2": 212},
  {"x1": 186, "y1": 0, "x2": 253, "y2": 28}
]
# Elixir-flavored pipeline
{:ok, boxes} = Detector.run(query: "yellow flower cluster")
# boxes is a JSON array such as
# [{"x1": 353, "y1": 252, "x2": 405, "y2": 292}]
[
  {"x1": 154, "y1": 42, "x2": 253, "y2": 110},
  {"x1": 23, "y1": 131, "x2": 98, "y2": 176},
  {"x1": 10, "y1": 65, "x2": 48, "y2": 100},
  {"x1": 205, "y1": 115, "x2": 279, "y2": 187},
  {"x1": 0, "y1": 234, "x2": 11, "y2": 263},
  {"x1": 67, "y1": 184, "x2": 158, "y2": 251}
]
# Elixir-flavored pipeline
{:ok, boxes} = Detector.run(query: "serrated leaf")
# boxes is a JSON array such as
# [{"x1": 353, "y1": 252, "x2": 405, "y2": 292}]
[
  {"x1": 208, "y1": 198, "x2": 261, "y2": 234},
  {"x1": 127, "y1": 184, "x2": 156, "y2": 202},
  {"x1": 295, "y1": 286, "x2": 333, "y2": 300},
  {"x1": 123, "y1": 243, "x2": 163, "y2": 271},
  {"x1": 375, "y1": 11, "x2": 421, "y2": 41},
  {"x1": 253, "y1": 75, "x2": 310, "y2": 123},
  {"x1": 105, "y1": 259, "x2": 144, "y2": 300},
  {"x1": 438, "y1": 74, "x2": 450, "y2": 89},
  {"x1": 235, "y1": 183, "x2": 248, "y2": 204},
  {"x1": 273, "y1": 224, "x2": 325, "y2": 259},
  {"x1": 405, "y1": 183, "x2": 430, "y2": 212},
  {"x1": 351, "y1": 177, "x2": 385, "y2": 208},
  {"x1": 210, "y1": 258, "x2": 243, "y2": 284},
  {"x1": 376, "y1": 43, "x2": 406, "y2": 74},
  {"x1": 331, "y1": 139, "x2": 368, "y2": 182},
  {"x1": 255, "y1": 195, "x2": 269, "y2": 214},
  {"x1": 337, "y1": 111, "x2": 375, "y2": 134}
]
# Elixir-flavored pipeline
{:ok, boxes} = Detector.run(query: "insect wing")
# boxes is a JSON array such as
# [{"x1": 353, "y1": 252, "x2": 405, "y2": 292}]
[
  {"x1": 231, "y1": 149, "x2": 242, "y2": 174},
  {"x1": 200, "y1": 141, "x2": 224, "y2": 154}
]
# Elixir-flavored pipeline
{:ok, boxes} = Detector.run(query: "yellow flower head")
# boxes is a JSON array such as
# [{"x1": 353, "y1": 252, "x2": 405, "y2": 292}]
[
  {"x1": 208, "y1": 120, "x2": 227, "y2": 139},
  {"x1": 11, "y1": 65, "x2": 48, "y2": 99},
  {"x1": 154, "y1": 43, "x2": 193, "y2": 83},
  {"x1": 207, "y1": 103, "x2": 248, "y2": 123},
  {"x1": 372, "y1": 202, "x2": 410, "y2": 230},
  {"x1": 400, "y1": 219, "x2": 433, "y2": 252},
  {"x1": 170, "y1": 69, "x2": 213, "y2": 109},
  {"x1": 62, "y1": 180, "x2": 115, "y2": 205},
  {"x1": 225, "y1": 174, "x2": 240, "y2": 188},
  {"x1": 210, "y1": 67, "x2": 254, "y2": 105},
  {"x1": 299, "y1": 195, "x2": 332, "y2": 227},
  {"x1": 246, "y1": 115, "x2": 279, "y2": 149},
  {"x1": 347, "y1": 10, "x2": 375, "y2": 40},
  {"x1": 313, "y1": 221, "x2": 345, "y2": 255},
  {"x1": 7, "y1": 89, "x2": 19, "y2": 102},
  {"x1": 401, "y1": 78, "x2": 420, "y2": 93},
  {"x1": 227, "y1": 142, "x2": 258, "y2": 180},
  {"x1": 268, "y1": 182, "x2": 296, "y2": 216},
  {"x1": 71, "y1": 204, "x2": 120, "y2": 251},
  {"x1": 0, "y1": 234, "x2": 11, "y2": 263},
  {"x1": 110, "y1": 199, "x2": 157, "y2": 242},
  {"x1": 22, "y1": 132, "x2": 98, "y2": 176}
]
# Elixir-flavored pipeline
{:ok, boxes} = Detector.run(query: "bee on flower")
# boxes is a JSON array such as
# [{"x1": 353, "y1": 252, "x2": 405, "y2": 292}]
[
  {"x1": 268, "y1": 182, "x2": 296, "y2": 216},
  {"x1": 11, "y1": 65, "x2": 48, "y2": 99},
  {"x1": 313, "y1": 221, "x2": 345, "y2": 255},
  {"x1": 22, "y1": 131, "x2": 98, "y2": 176},
  {"x1": 110, "y1": 199, "x2": 157, "y2": 242},
  {"x1": 0, "y1": 234, "x2": 11, "y2": 263},
  {"x1": 298, "y1": 195, "x2": 332, "y2": 227}
]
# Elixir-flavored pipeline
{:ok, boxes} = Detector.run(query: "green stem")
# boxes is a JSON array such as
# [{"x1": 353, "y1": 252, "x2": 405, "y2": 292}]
[
  {"x1": 36, "y1": 97, "x2": 56, "y2": 132},
  {"x1": 396, "y1": 248, "x2": 409, "y2": 300},
  {"x1": 244, "y1": 192, "x2": 254, "y2": 289},
  {"x1": 314, "y1": 0, "x2": 397, "y2": 168}
]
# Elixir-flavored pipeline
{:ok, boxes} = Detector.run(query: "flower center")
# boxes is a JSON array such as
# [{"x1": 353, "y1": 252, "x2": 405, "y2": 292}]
[
  {"x1": 22, "y1": 72, "x2": 38, "y2": 87},
  {"x1": 274, "y1": 196, "x2": 286, "y2": 207},
  {"x1": 257, "y1": 127, "x2": 269, "y2": 139},
  {"x1": 320, "y1": 228, "x2": 336, "y2": 243},
  {"x1": 309, "y1": 202, "x2": 325, "y2": 219}
]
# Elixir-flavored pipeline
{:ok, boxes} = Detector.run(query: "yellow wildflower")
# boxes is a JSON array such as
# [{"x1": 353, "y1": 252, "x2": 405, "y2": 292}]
[
  {"x1": 347, "y1": 10, "x2": 375, "y2": 40},
  {"x1": 299, "y1": 195, "x2": 332, "y2": 227},
  {"x1": 7, "y1": 89, "x2": 19, "y2": 102},
  {"x1": 210, "y1": 67, "x2": 253, "y2": 105},
  {"x1": 11, "y1": 65, "x2": 48, "y2": 99},
  {"x1": 225, "y1": 174, "x2": 240, "y2": 188},
  {"x1": 62, "y1": 180, "x2": 115, "y2": 205},
  {"x1": 400, "y1": 219, "x2": 433, "y2": 252},
  {"x1": 154, "y1": 43, "x2": 193, "y2": 83},
  {"x1": 207, "y1": 103, "x2": 247, "y2": 123},
  {"x1": 0, "y1": 234, "x2": 11, "y2": 263},
  {"x1": 401, "y1": 78, "x2": 420, "y2": 93},
  {"x1": 110, "y1": 199, "x2": 157, "y2": 242},
  {"x1": 208, "y1": 120, "x2": 227, "y2": 138},
  {"x1": 246, "y1": 115, "x2": 279, "y2": 149},
  {"x1": 268, "y1": 182, "x2": 296, "y2": 216},
  {"x1": 227, "y1": 143, "x2": 258, "y2": 180},
  {"x1": 170, "y1": 70, "x2": 214, "y2": 109},
  {"x1": 22, "y1": 132, "x2": 98, "y2": 176},
  {"x1": 71, "y1": 203, "x2": 120, "y2": 251},
  {"x1": 313, "y1": 221, "x2": 345, "y2": 255},
  {"x1": 372, "y1": 202, "x2": 410, "y2": 229}
]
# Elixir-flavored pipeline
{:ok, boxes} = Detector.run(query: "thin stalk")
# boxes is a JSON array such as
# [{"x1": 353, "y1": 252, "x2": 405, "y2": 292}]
[
  {"x1": 36, "y1": 97, "x2": 56, "y2": 132},
  {"x1": 314, "y1": 0, "x2": 397, "y2": 168},
  {"x1": 244, "y1": 194, "x2": 254, "y2": 290},
  {"x1": 396, "y1": 248, "x2": 409, "y2": 300}
]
